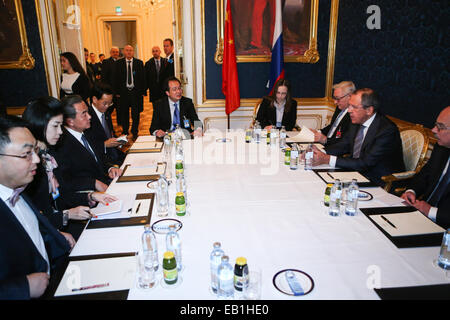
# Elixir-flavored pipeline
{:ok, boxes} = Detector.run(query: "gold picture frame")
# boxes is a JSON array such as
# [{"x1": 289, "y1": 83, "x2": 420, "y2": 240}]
[
  {"x1": 215, "y1": 0, "x2": 319, "y2": 64},
  {"x1": 0, "y1": 0, "x2": 35, "y2": 69}
]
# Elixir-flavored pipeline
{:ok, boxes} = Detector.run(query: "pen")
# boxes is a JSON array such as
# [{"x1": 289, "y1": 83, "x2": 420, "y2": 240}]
[
  {"x1": 136, "y1": 202, "x2": 141, "y2": 213},
  {"x1": 380, "y1": 215, "x2": 397, "y2": 229},
  {"x1": 327, "y1": 172, "x2": 334, "y2": 181},
  {"x1": 71, "y1": 283, "x2": 109, "y2": 292}
]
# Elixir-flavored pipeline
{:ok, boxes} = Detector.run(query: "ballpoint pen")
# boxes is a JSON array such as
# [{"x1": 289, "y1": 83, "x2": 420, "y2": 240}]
[
  {"x1": 380, "y1": 215, "x2": 397, "y2": 229},
  {"x1": 71, "y1": 283, "x2": 109, "y2": 292},
  {"x1": 136, "y1": 202, "x2": 141, "y2": 213}
]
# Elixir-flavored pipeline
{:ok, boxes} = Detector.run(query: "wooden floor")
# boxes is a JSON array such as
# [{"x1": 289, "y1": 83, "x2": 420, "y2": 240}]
[{"x1": 111, "y1": 97, "x2": 153, "y2": 138}]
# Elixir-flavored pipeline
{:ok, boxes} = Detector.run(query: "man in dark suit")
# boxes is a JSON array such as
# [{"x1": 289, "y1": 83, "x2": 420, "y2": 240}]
[
  {"x1": 101, "y1": 47, "x2": 120, "y2": 126},
  {"x1": 161, "y1": 38, "x2": 175, "y2": 83},
  {"x1": 85, "y1": 83, "x2": 126, "y2": 165},
  {"x1": 145, "y1": 46, "x2": 167, "y2": 103},
  {"x1": 52, "y1": 95, "x2": 122, "y2": 194},
  {"x1": 313, "y1": 81, "x2": 355, "y2": 146},
  {"x1": 401, "y1": 106, "x2": 450, "y2": 228},
  {"x1": 84, "y1": 48, "x2": 96, "y2": 85},
  {"x1": 150, "y1": 77, "x2": 202, "y2": 139},
  {"x1": 113, "y1": 45, "x2": 146, "y2": 140},
  {"x1": 312, "y1": 88, "x2": 405, "y2": 186},
  {"x1": 0, "y1": 116, "x2": 73, "y2": 299}
]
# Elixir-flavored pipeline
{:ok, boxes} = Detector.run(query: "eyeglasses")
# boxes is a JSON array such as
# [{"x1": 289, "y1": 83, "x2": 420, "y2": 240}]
[
  {"x1": 0, "y1": 146, "x2": 40, "y2": 161},
  {"x1": 332, "y1": 93, "x2": 350, "y2": 101},
  {"x1": 434, "y1": 122, "x2": 450, "y2": 132}
]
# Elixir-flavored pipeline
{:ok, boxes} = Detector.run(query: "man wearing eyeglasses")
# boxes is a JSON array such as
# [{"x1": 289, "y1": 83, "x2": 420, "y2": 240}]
[
  {"x1": 85, "y1": 82, "x2": 125, "y2": 165},
  {"x1": 312, "y1": 88, "x2": 405, "y2": 186},
  {"x1": 313, "y1": 81, "x2": 355, "y2": 146},
  {"x1": 0, "y1": 116, "x2": 73, "y2": 299},
  {"x1": 150, "y1": 76, "x2": 203, "y2": 139},
  {"x1": 401, "y1": 106, "x2": 450, "y2": 228}
]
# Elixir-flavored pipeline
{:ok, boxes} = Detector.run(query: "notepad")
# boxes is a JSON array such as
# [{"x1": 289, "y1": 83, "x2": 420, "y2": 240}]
[
  {"x1": 54, "y1": 255, "x2": 136, "y2": 297},
  {"x1": 90, "y1": 200, "x2": 123, "y2": 217},
  {"x1": 326, "y1": 171, "x2": 370, "y2": 183},
  {"x1": 122, "y1": 164, "x2": 164, "y2": 177},
  {"x1": 130, "y1": 141, "x2": 163, "y2": 150},
  {"x1": 286, "y1": 126, "x2": 315, "y2": 142},
  {"x1": 131, "y1": 198, "x2": 152, "y2": 217},
  {"x1": 369, "y1": 211, "x2": 445, "y2": 237},
  {"x1": 134, "y1": 135, "x2": 156, "y2": 143}
]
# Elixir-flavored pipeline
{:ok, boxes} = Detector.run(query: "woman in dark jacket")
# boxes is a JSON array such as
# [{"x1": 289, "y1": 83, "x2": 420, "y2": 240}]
[
  {"x1": 255, "y1": 78, "x2": 298, "y2": 131},
  {"x1": 59, "y1": 52, "x2": 92, "y2": 104},
  {"x1": 22, "y1": 97, "x2": 116, "y2": 236}
]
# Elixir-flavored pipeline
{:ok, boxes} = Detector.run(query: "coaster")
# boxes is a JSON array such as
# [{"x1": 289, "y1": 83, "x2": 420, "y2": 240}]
[
  {"x1": 358, "y1": 190, "x2": 373, "y2": 201},
  {"x1": 160, "y1": 275, "x2": 183, "y2": 289},
  {"x1": 272, "y1": 269, "x2": 314, "y2": 296}
]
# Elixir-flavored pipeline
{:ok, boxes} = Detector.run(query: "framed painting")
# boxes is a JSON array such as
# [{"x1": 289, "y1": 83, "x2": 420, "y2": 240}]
[
  {"x1": 0, "y1": 0, "x2": 35, "y2": 69},
  {"x1": 215, "y1": 0, "x2": 319, "y2": 64}
]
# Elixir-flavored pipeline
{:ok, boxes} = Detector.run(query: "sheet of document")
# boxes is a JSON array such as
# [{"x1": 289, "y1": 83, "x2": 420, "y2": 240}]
[
  {"x1": 286, "y1": 126, "x2": 315, "y2": 142},
  {"x1": 369, "y1": 211, "x2": 445, "y2": 237},
  {"x1": 130, "y1": 198, "x2": 152, "y2": 217},
  {"x1": 70, "y1": 226, "x2": 142, "y2": 257},
  {"x1": 135, "y1": 135, "x2": 156, "y2": 143},
  {"x1": 123, "y1": 163, "x2": 165, "y2": 177},
  {"x1": 129, "y1": 141, "x2": 163, "y2": 150},
  {"x1": 326, "y1": 171, "x2": 370, "y2": 183},
  {"x1": 90, "y1": 200, "x2": 123, "y2": 217},
  {"x1": 54, "y1": 256, "x2": 136, "y2": 297}
]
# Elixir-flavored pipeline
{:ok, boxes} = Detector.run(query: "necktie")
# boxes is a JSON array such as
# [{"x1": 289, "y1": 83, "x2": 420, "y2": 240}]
[
  {"x1": 427, "y1": 158, "x2": 450, "y2": 206},
  {"x1": 352, "y1": 125, "x2": 365, "y2": 159},
  {"x1": 173, "y1": 102, "x2": 180, "y2": 129},
  {"x1": 8, "y1": 186, "x2": 26, "y2": 207},
  {"x1": 127, "y1": 60, "x2": 132, "y2": 86},
  {"x1": 156, "y1": 60, "x2": 160, "y2": 82},
  {"x1": 328, "y1": 109, "x2": 346, "y2": 138},
  {"x1": 81, "y1": 134, "x2": 97, "y2": 162},
  {"x1": 101, "y1": 113, "x2": 112, "y2": 138}
]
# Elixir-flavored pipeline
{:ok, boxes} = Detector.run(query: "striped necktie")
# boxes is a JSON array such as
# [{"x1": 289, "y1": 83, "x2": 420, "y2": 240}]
[{"x1": 352, "y1": 125, "x2": 365, "y2": 159}]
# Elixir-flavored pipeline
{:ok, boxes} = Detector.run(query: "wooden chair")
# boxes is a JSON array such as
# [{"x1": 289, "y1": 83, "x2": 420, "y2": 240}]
[
  {"x1": 250, "y1": 99, "x2": 263, "y2": 128},
  {"x1": 381, "y1": 124, "x2": 430, "y2": 193}
]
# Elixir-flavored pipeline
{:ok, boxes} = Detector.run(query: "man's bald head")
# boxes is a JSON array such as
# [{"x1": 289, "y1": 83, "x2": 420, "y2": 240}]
[
  {"x1": 123, "y1": 45, "x2": 134, "y2": 59},
  {"x1": 152, "y1": 46, "x2": 161, "y2": 59},
  {"x1": 432, "y1": 106, "x2": 450, "y2": 148}
]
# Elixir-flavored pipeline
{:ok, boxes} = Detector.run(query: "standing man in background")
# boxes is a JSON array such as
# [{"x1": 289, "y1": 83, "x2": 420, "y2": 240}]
[
  {"x1": 101, "y1": 47, "x2": 121, "y2": 127},
  {"x1": 162, "y1": 38, "x2": 175, "y2": 83},
  {"x1": 113, "y1": 45, "x2": 146, "y2": 140},
  {"x1": 145, "y1": 46, "x2": 167, "y2": 103}
]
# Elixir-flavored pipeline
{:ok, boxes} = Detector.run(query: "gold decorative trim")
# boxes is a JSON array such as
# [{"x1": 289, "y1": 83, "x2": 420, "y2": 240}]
[
  {"x1": 325, "y1": 0, "x2": 340, "y2": 98},
  {"x1": 35, "y1": 0, "x2": 50, "y2": 94},
  {"x1": 0, "y1": 0, "x2": 35, "y2": 69},
  {"x1": 214, "y1": 0, "x2": 319, "y2": 64}
]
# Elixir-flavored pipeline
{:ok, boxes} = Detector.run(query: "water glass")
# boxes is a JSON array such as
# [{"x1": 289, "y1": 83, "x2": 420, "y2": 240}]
[
  {"x1": 242, "y1": 269, "x2": 262, "y2": 300},
  {"x1": 437, "y1": 229, "x2": 450, "y2": 270},
  {"x1": 136, "y1": 252, "x2": 156, "y2": 289}
]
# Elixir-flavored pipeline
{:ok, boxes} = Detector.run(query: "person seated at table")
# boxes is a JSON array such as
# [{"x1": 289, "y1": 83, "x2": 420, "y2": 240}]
[
  {"x1": 51, "y1": 95, "x2": 122, "y2": 195},
  {"x1": 84, "y1": 82, "x2": 126, "y2": 166},
  {"x1": 312, "y1": 88, "x2": 405, "y2": 186},
  {"x1": 255, "y1": 78, "x2": 298, "y2": 131},
  {"x1": 0, "y1": 115, "x2": 73, "y2": 299},
  {"x1": 150, "y1": 76, "x2": 203, "y2": 138},
  {"x1": 401, "y1": 106, "x2": 450, "y2": 229},
  {"x1": 312, "y1": 81, "x2": 355, "y2": 146},
  {"x1": 22, "y1": 96, "x2": 117, "y2": 233}
]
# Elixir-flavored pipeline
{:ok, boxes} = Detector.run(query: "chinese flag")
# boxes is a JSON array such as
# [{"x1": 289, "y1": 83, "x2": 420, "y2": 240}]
[{"x1": 222, "y1": 0, "x2": 240, "y2": 115}]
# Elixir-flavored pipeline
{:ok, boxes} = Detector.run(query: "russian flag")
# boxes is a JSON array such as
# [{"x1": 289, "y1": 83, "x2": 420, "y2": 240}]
[{"x1": 267, "y1": 0, "x2": 284, "y2": 94}]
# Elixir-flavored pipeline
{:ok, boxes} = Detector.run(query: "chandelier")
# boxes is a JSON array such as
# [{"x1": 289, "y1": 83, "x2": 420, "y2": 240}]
[{"x1": 129, "y1": 0, "x2": 166, "y2": 13}]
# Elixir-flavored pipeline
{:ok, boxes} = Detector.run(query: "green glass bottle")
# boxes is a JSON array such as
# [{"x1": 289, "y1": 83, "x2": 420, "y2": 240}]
[
  {"x1": 234, "y1": 257, "x2": 249, "y2": 292},
  {"x1": 266, "y1": 129, "x2": 271, "y2": 145},
  {"x1": 175, "y1": 160, "x2": 184, "y2": 177},
  {"x1": 175, "y1": 192, "x2": 186, "y2": 216},
  {"x1": 285, "y1": 147, "x2": 291, "y2": 165},
  {"x1": 324, "y1": 183, "x2": 333, "y2": 207},
  {"x1": 163, "y1": 251, "x2": 178, "y2": 285}
]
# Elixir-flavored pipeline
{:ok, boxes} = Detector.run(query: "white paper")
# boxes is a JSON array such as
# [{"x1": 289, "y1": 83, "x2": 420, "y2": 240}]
[
  {"x1": 90, "y1": 200, "x2": 123, "y2": 217},
  {"x1": 135, "y1": 135, "x2": 156, "y2": 143},
  {"x1": 286, "y1": 126, "x2": 315, "y2": 142},
  {"x1": 130, "y1": 141, "x2": 163, "y2": 150},
  {"x1": 123, "y1": 163, "x2": 165, "y2": 177},
  {"x1": 54, "y1": 256, "x2": 136, "y2": 297},
  {"x1": 116, "y1": 135, "x2": 128, "y2": 143},
  {"x1": 326, "y1": 171, "x2": 370, "y2": 183},
  {"x1": 369, "y1": 211, "x2": 445, "y2": 237}
]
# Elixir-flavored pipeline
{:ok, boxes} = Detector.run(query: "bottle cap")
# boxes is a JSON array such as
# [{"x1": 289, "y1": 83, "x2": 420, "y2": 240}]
[
  {"x1": 326, "y1": 183, "x2": 333, "y2": 187},
  {"x1": 221, "y1": 255, "x2": 229, "y2": 262},
  {"x1": 164, "y1": 251, "x2": 175, "y2": 259},
  {"x1": 176, "y1": 192, "x2": 184, "y2": 197},
  {"x1": 236, "y1": 257, "x2": 247, "y2": 265},
  {"x1": 213, "y1": 242, "x2": 221, "y2": 248},
  {"x1": 285, "y1": 147, "x2": 291, "y2": 151},
  {"x1": 144, "y1": 224, "x2": 151, "y2": 229}
]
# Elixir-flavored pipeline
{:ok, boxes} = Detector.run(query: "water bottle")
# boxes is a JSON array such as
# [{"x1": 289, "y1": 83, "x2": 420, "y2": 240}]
[
  {"x1": 217, "y1": 255, "x2": 234, "y2": 299},
  {"x1": 210, "y1": 242, "x2": 225, "y2": 294},
  {"x1": 305, "y1": 143, "x2": 314, "y2": 171},
  {"x1": 253, "y1": 121, "x2": 261, "y2": 143},
  {"x1": 329, "y1": 179, "x2": 342, "y2": 217},
  {"x1": 345, "y1": 179, "x2": 359, "y2": 216},
  {"x1": 176, "y1": 173, "x2": 188, "y2": 207},
  {"x1": 175, "y1": 140, "x2": 184, "y2": 162},
  {"x1": 280, "y1": 126, "x2": 287, "y2": 148},
  {"x1": 142, "y1": 224, "x2": 159, "y2": 271},
  {"x1": 290, "y1": 144, "x2": 298, "y2": 170},
  {"x1": 166, "y1": 225, "x2": 182, "y2": 271},
  {"x1": 270, "y1": 127, "x2": 277, "y2": 145},
  {"x1": 157, "y1": 174, "x2": 169, "y2": 217}
]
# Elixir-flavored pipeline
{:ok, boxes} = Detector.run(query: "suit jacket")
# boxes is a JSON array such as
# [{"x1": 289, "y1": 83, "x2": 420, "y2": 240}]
[
  {"x1": 84, "y1": 105, "x2": 125, "y2": 165},
  {"x1": 150, "y1": 96, "x2": 201, "y2": 135},
  {"x1": 321, "y1": 107, "x2": 352, "y2": 146},
  {"x1": 144, "y1": 57, "x2": 168, "y2": 102},
  {"x1": 113, "y1": 58, "x2": 146, "y2": 96},
  {"x1": 51, "y1": 128, "x2": 112, "y2": 193},
  {"x1": 100, "y1": 57, "x2": 117, "y2": 87},
  {"x1": 59, "y1": 72, "x2": 91, "y2": 103},
  {"x1": 325, "y1": 112, "x2": 405, "y2": 186},
  {"x1": 255, "y1": 98, "x2": 297, "y2": 131},
  {"x1": 408, "y1": 144, "x2": 450, "y2": 228},
  {"x1": 161, "y1": 53, "x2": 174, "y2": 84},
  {"x1": 0, "y1": 195, "x2": 70, "y2": 300}
]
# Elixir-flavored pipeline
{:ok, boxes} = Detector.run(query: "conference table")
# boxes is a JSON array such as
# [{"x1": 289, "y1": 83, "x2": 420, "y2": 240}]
[{"x1": 55, "y1": 130, "x2": 450, "y2": 300}]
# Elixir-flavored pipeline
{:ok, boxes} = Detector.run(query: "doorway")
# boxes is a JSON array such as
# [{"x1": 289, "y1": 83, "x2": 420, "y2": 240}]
[{"x1": 103, "y1": 20, "x2": 138, "y2": 59}]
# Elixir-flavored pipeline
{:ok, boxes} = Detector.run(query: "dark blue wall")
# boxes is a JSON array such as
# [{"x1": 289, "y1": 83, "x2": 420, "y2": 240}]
[
  {"x1": 0, "y1": 0, "x2": 48, "y2": 107},
  {"x1": 333, "y1": 0, "x2": 449, "y2": 128}
]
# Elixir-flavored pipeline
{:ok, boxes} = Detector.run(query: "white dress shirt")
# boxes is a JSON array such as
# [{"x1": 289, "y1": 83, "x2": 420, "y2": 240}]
[
  {"x1": 274, "y1": 100, "x2": 286, "y2": 127},
  {"x1": 0, "y1": 184, "x2": 50, "y2": 273},
  {"x1": 152, "y1": 97, "x2": 180, "y2": 135},
  {"x1": 65, "y1": 127, "x2": 98, "y2": 162},
  {"x1": 327, "y1": 108, "x2": 349, "y2": 138}
]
